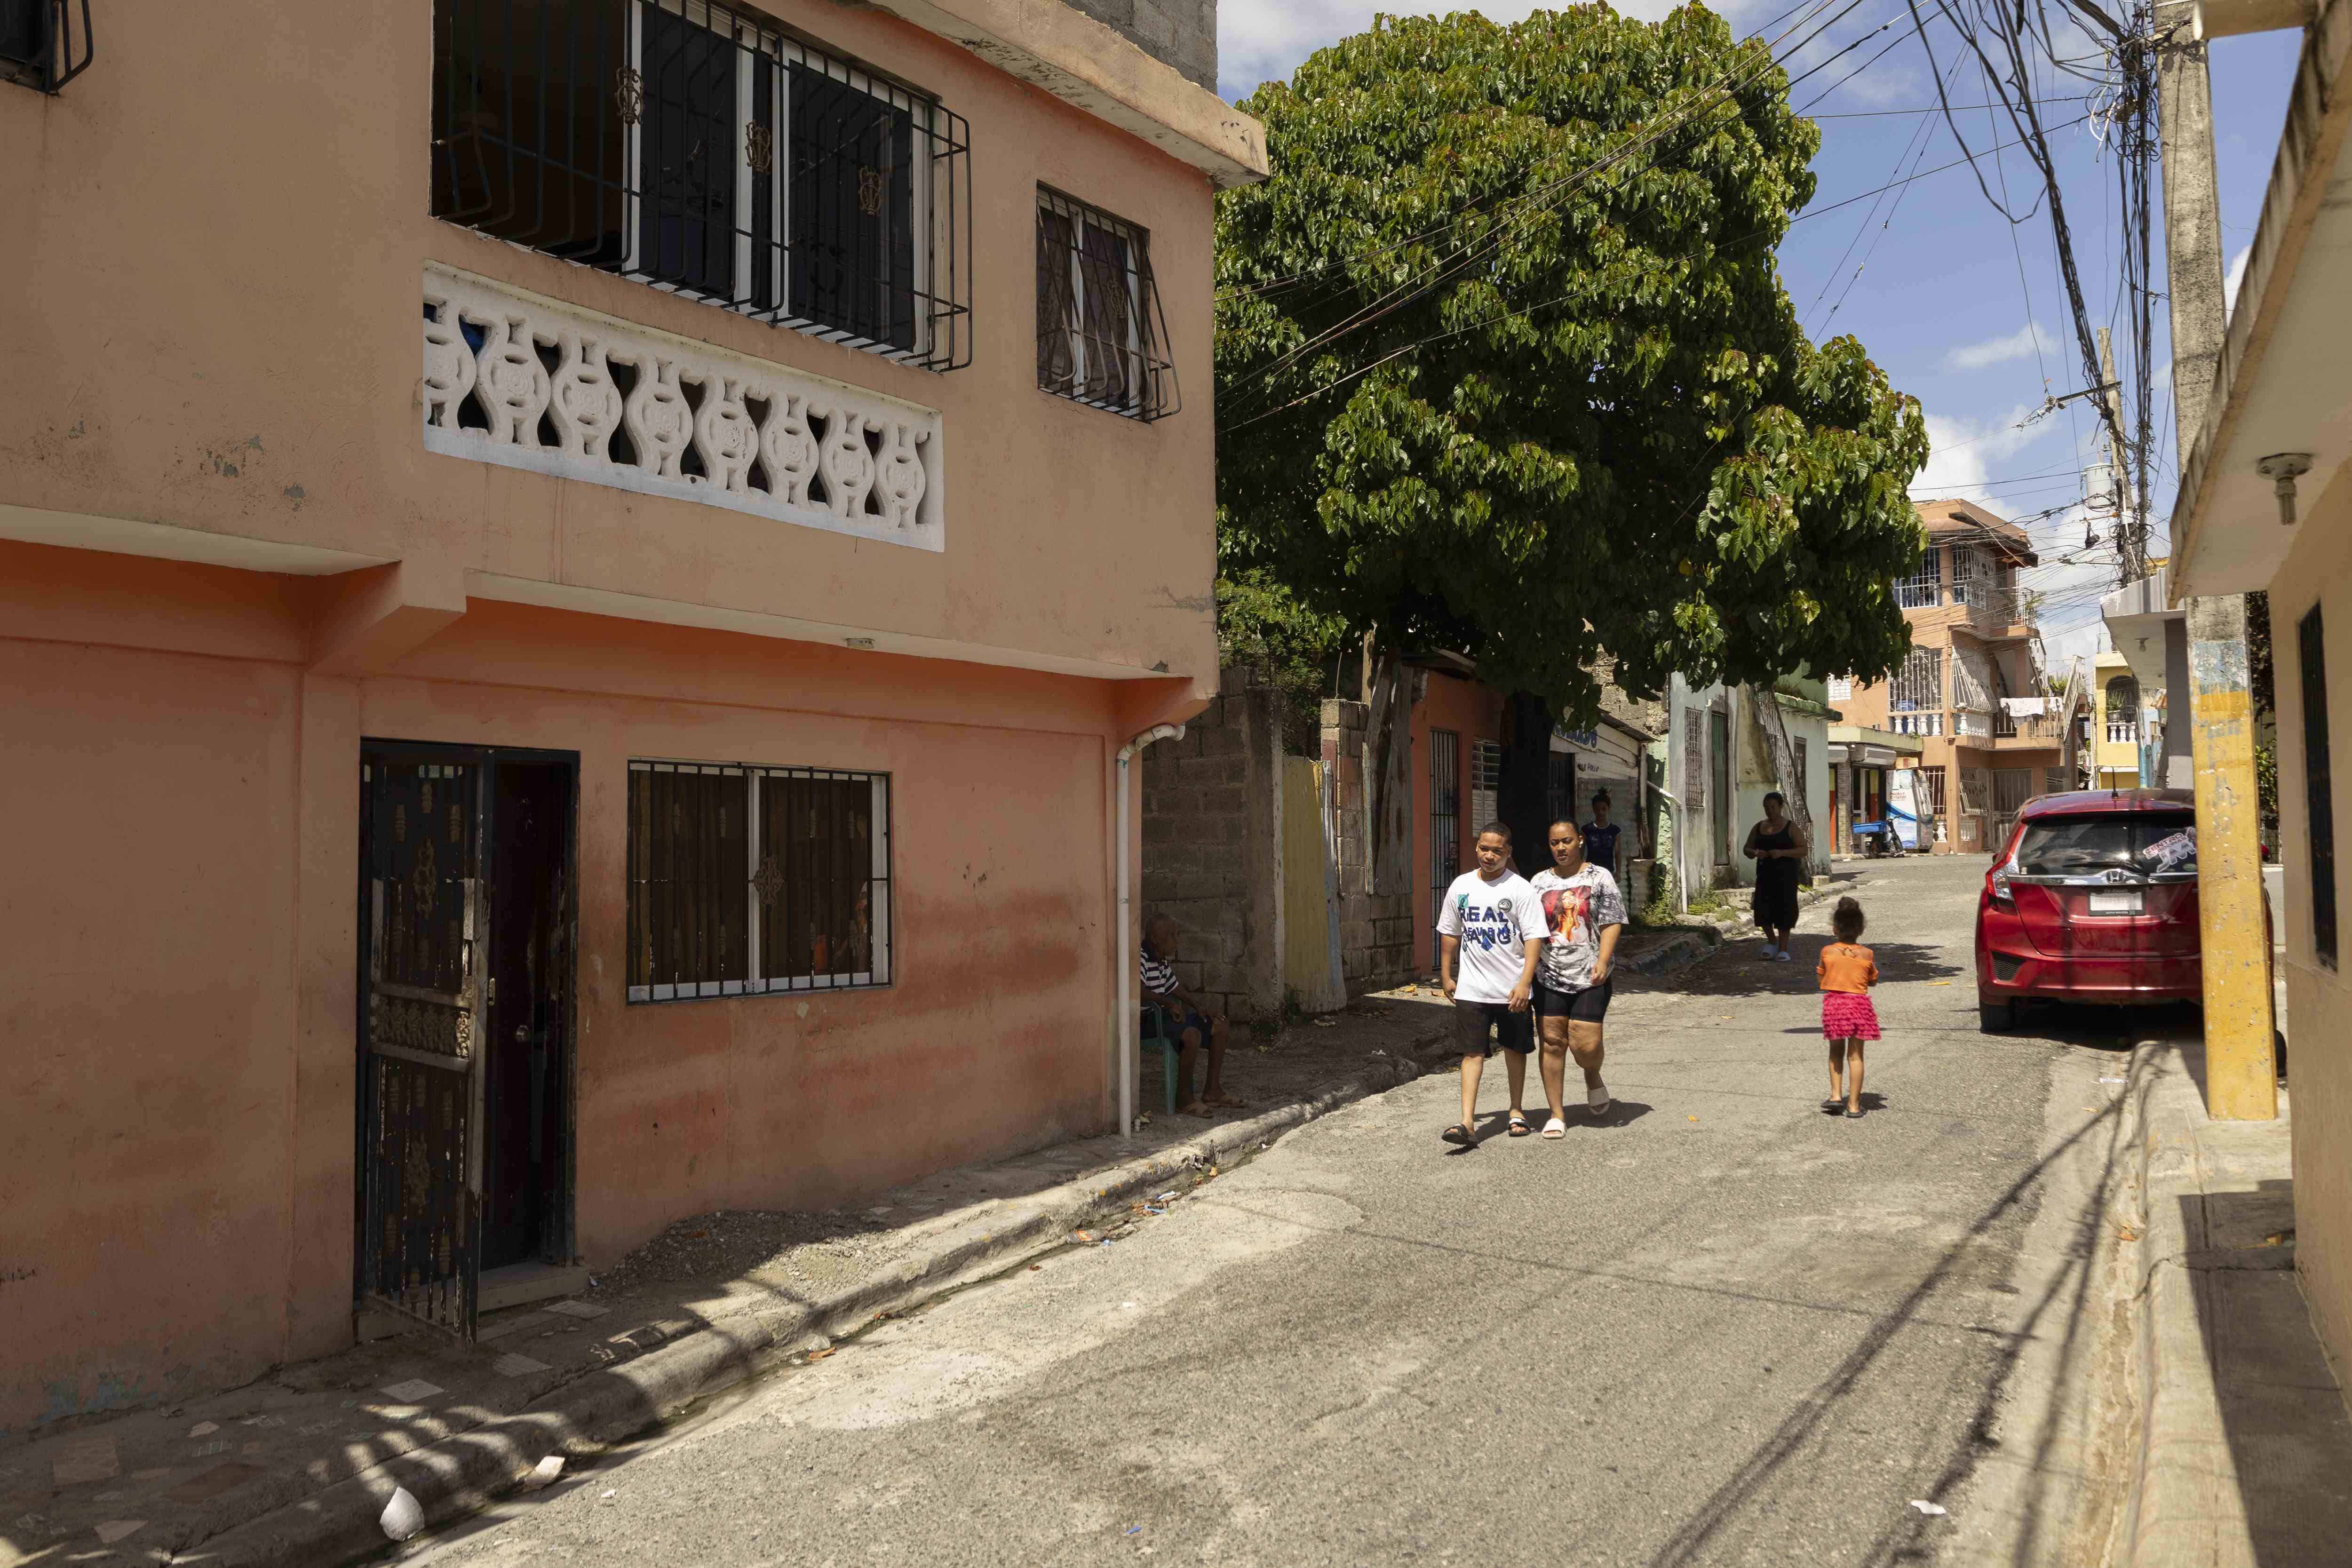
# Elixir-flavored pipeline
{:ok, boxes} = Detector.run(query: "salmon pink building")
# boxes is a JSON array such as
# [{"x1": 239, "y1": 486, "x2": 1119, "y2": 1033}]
[{"x1": 0, "y1": 0, "x2": 1263, "y2": 1432}]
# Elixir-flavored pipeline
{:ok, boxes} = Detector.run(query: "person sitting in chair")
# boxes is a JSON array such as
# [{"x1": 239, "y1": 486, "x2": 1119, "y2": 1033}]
[{"x1": 1141, "y1": 915, "x2": 1240, "y2": 1116}]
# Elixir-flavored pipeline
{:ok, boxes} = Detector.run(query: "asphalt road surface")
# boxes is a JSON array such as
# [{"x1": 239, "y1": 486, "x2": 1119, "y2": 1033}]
[{"x1": 402, "y1": 855, "x2": 2166, "y2": 1568}]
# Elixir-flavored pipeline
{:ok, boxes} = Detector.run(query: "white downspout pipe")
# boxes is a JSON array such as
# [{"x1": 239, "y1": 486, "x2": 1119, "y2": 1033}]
[{"x1": 1116, "y1": 723, "x2": 1184, "y2": 1137}]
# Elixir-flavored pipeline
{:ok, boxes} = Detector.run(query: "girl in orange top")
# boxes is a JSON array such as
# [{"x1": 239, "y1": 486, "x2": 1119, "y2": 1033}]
[{"x1": 1818, "y1": 896, "x2": 1879, "y2": 1119}]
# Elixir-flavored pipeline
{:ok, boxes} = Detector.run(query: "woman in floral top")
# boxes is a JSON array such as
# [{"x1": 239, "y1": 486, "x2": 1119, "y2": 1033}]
[{"x1": 1529, "y1": 820, "x2": 1627, "y2": 1138}]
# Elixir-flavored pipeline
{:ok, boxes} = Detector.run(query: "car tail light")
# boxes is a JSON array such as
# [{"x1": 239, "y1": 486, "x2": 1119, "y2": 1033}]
[{"x1": 1990, "y1": 868, "x2": 2014, "y2": 909}]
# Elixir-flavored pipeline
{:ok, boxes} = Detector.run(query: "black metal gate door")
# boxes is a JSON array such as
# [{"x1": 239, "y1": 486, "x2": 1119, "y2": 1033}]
[{"x1": 360, "y1": 755, "x2": 487, "y2": 1339}]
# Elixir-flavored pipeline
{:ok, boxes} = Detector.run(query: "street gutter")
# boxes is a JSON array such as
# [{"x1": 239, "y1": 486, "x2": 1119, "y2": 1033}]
[{"x1": 180, "y1": 1055, "x2": 1436, "y2": 1568}]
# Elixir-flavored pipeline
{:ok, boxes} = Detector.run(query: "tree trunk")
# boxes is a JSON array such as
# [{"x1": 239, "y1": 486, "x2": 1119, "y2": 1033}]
[
  {"x1": 1500, "y1": 691, "x2": 1555, "y2": 879},
  {"x1": 1744, "y1": 685, "x2": 1818, "y2": 881}
]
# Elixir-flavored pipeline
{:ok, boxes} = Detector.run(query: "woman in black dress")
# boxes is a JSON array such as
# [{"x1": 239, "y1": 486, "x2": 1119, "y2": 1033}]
[{"x1": 1743, "y1": 791, "x2": 1809, "y2": 961}]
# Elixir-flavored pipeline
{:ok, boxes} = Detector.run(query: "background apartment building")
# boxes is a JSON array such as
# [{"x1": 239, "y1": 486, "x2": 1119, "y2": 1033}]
[
  {"x1": 0, "y1": 0, "x2": 1262, "y2": 1433},
  {"x1": 1842, "y1": 499, "x2": 2077, "y2": 853}
]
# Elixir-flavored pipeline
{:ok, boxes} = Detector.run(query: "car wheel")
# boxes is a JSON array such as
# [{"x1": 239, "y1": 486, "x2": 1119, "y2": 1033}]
[{"x1": 1979, "y1": 997, "x2": 2017, "y2": 1033}]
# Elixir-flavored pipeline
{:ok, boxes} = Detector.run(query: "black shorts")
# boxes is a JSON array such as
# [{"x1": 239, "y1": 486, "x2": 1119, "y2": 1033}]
[
  {"x1": 1534, "y1": 979, "x2": 1614, "y2": 1022},
  {"x1": 1453, "y1": 999, "x2": 1534, "y2": 1056},
  {"x1": 1752, "y1": 881, "x2": 1800, "y2": 930}
]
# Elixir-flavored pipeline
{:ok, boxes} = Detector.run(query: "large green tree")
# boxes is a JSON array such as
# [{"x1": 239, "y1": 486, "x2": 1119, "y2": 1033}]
[{"x1": 1216, "y1": 6, "x2": 1930, "y2": 727}]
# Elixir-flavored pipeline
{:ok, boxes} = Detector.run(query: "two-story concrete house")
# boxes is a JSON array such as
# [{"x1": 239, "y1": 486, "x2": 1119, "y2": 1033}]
[
  {"x1": 0, "y1": 0, "x2": 1263, "y2": 1433},
  {"x1": 1843, "y1": 499, "x2": 2073, "y2": 853}
]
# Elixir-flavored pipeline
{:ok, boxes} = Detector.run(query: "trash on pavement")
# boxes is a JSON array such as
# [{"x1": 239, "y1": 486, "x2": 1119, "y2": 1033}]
[
  {"x1": 1909, "y1": 1500, "x2": 1948, "y2": 1516},
  {"x1": 187, "y1": 1422, "x2": 219, "y2": 1438},
  {"x1": 1314, "y1": 1016, "x2": 1338, "y2": 1027},
  {"x1": 601, "y1": 1489, "x2": 617, "y2": 1500},
  {"x1": 379, "y1": 1487, "x2": 426, "y2": 1541},
  {"x1": 380, "y1": 1378, "x2": 445, "y2": 1402},
  {"x1": 1124, "y1": 1526, "x2": 1143, "y2": 1536},
  {"x1": 1157, "y1": 1191, "x2": 1176, "y2": 1202},
  {"x1": 94, "y1": 1521, "x2": 145, "y2": 1546},
  {"x1": 1072, "y1": 1229, "x2": 1094, "y2": 1242},
  {"x1": 524, "y1": 1455, "x2": 566, "y2": 1489}
]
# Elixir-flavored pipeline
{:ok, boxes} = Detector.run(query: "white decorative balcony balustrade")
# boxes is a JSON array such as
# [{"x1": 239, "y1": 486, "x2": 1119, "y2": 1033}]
[{"x1": 420, "y1": 265, "x2": 946, "y2": 552}]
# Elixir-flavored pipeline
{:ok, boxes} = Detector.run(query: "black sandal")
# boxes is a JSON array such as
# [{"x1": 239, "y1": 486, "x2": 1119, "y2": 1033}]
[
  {"x1": 1507, "y1": 1113, "x2": 1531, "y2": 1138},
  {"x1": 1442, "y1": 1123, "x2": 1475, "y2": 1146}
]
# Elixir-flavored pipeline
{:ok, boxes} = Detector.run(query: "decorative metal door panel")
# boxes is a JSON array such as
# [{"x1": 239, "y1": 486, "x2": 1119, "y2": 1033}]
[{"x1": 361, "y1": 757, "x2": 485, "y2": 1339}]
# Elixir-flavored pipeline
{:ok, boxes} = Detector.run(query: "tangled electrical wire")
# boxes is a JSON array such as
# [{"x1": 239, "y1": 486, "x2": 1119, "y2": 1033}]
[{"x1": 1902, "y1": 0, "x2": 2160, "y2": 585}]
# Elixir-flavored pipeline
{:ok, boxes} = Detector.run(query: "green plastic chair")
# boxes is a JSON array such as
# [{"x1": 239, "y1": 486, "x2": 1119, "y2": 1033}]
[{"x1": 1140, "y1": 1008, "x2": 1184, "y2": 1115}]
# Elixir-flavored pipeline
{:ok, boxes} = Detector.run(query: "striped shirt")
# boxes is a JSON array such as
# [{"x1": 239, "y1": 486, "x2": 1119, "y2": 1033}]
[{"x1": 1140, "y1": 945, "x2": 1176, "y2": 998}]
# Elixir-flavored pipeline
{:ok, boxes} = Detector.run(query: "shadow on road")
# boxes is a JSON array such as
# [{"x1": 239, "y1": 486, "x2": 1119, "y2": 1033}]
[{"x1": 1620, "y1": 932, "x2": 1963, "y2": 999}]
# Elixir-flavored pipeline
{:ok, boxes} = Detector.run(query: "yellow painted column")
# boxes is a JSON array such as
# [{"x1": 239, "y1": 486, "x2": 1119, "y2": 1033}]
[{"x1": 2187, "y1": 593, "x2": 2279, "y2": 1120}]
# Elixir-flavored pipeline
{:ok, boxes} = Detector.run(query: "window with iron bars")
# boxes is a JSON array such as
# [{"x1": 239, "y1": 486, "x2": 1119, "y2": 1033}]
[
  {"x1": 1951, "y1": 547, "x2": 1987, "y2": 606},
  {"x1": 1889, "y1": 646, "x2": 1944, "y2": 736},
  {"x1": 1893, "y1": 548, "x2": 1940, "y2": 609},
  {"x1": 1952, "y1": 645, "x2": 1997, "y2": 712},
  {"x1": 0, "y1": 0, "x2": 92, "y2": 92},
  {"x1": 627, "y1": 760, "x2": 891, "y2": 1000},
  {"x1": 1958, "y1": 768, "x2": 1990, "y2": 816},
  {"x1": 1470, "y1": 738, "x2": 1503, "y2": 836},
  {"x1": 1915, "y1": 765, "x2": 1948, "y2": 843},
  {"x1": 1036, "y1": 188, "x2": 1177, "y2": 421},
  {"x1": 432, "y1": 0, "x2": 971, "y2": 371}
]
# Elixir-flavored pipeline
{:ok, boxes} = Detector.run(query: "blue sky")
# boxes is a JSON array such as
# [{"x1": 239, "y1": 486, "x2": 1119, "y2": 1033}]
[{"x1": 1214, "y1": 2, "x2": 2303, "y2": 670}]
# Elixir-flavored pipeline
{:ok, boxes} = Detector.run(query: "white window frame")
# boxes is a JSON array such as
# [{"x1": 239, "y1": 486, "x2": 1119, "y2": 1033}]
[
  {"x1": 628, "y1": 758, "x2": 893, "y2": 1003},
  {"x1": 622, "y1": 0, "x2": 936, "y2": 358}
]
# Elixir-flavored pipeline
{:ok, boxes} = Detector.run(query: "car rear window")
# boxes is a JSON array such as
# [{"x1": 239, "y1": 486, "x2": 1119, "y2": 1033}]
[{"x1": 2015, "y1": 813, "x2": 2197, "y2": 876}]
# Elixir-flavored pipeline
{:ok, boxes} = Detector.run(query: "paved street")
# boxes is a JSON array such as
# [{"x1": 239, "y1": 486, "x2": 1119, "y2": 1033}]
[{"x1": 399, "y1": 856, "x2": 2161, "y2": 1568}]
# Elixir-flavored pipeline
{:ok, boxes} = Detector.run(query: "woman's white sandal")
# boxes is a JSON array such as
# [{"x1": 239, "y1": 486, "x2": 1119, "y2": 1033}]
[{"x1": 1541, "y1": 1116, "x2": 1567, "y2": 1139}]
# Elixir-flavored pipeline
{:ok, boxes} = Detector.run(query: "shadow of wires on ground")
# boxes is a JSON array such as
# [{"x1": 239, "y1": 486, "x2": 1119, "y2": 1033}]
[
  {"x1": 2180, "y1": 1180, "x2": 2352, "y2": 1566},
  {"x1": 1618, "y1": 933, "x2": 1962, "y2": 1000},
  {"x1": 1641, "y1": 1065, "x2": 2138, "y2": 1567}
]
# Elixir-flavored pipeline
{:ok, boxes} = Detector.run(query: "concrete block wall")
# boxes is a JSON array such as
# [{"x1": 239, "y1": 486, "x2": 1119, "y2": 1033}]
[
  {"x1": 1321, "y1": 698, "x2": 1415, "y2": 993},
  {"x1": 1062, "y1": 0, "x2": 1217, "y2": 90},
  {"x1": 1140, "y1": 669, "x2": 1281, "y2": 1023}
]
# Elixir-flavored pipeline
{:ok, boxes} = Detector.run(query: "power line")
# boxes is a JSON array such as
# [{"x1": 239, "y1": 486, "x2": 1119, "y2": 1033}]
[{"x1": 1808, "y1": 94, "x2": 2090, "y2": 114}]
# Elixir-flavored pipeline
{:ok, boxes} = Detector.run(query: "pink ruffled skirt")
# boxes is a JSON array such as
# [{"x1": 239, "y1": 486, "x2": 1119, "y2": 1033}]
[{"x1": 1822, "y1": 992, "x2": 1881, "y2": 1040}]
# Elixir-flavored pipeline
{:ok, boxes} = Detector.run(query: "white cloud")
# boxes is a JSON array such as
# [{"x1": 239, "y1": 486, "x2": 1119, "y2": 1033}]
[
  {"x1": 1910, "y1": 405, "x2": 2052, "y2": 504},
  {"x1": 1944, "y1": 321, "x2": 2050, "y2": 373},
  {"x1": 1219, "y1": 0, "x2": 1774, "y2": 100},
  {"x1": 2225, "y1": 245, "x2": 2251, "y2": 317}
]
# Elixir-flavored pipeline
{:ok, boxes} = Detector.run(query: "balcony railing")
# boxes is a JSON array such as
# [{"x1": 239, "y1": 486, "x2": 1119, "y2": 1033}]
[
  {"x1": 2106, "y1": 720, "x2": 2139, "y2": 743},
  {"x1": 1993, "y1": 712, "x2": 2064, "y2": 744},
  {"x1": 421, "y1": 263, "x2": 946, "y2": 550}
]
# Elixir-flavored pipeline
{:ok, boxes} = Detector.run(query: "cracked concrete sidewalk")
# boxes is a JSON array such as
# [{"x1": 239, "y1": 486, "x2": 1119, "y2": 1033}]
[
  {"x1": 2121, "y1": 1039, "x2": 2352, "y2": 1568},
  {"x1": 0, "y1": 998, "x2": 1450, "y2": 1568}
]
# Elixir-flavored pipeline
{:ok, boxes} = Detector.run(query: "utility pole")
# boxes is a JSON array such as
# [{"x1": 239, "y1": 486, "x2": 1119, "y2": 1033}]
[
  {"x1": 2096, "y1": 328, "x2": 2141, "y2": 583},
  {"x1": 2154, "y1": 0, "x2": 2277, "y2": 1120}
]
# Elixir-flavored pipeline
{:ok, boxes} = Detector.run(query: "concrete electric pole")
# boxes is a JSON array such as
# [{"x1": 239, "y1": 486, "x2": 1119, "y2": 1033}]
[{"x1": 2155, "y1": 0, "x2": 2279, "y2": 1120}]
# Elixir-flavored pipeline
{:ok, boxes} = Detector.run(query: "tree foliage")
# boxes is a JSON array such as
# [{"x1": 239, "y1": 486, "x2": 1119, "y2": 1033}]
[{"x1": 1215, "y1": 5, "x2": 1930, "y2": 723}]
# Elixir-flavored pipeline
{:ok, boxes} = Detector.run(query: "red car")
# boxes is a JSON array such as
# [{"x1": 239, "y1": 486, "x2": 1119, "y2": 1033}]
[{"x1": 1976, "y1": 789, "x2": 2202, "y2": 1031}]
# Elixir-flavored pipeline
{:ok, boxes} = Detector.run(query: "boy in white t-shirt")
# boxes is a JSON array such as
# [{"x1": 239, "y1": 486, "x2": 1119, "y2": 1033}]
[{"x1": 1436, "y1": 823, "x2": 1547, "y2": 1147}]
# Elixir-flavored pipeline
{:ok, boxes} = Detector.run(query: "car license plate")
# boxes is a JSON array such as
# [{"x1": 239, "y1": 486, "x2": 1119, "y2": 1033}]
[{"x1": 2088, "y1": 889, "x2": 2144, "y2": 915}]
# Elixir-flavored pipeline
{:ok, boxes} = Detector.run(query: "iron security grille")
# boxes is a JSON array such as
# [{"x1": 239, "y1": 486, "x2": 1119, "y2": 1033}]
[
  {"x1": 1430, "y1": 728, "x2": 1461, "y2": 956},
  {"x1": 1470, "y1": 739, "x2": 1503, "y2": 838},
  {"x1": 1036, "y1": 187, "x2": 1177, "y2": 421},
  {"x1": 628, "y1": 760, "x2": 891, "y2": 999},
  {"x1": 432, "y1": 0, "x2": 971, "y2": 371},
  {"x1": 1890, "y1": 647, "x2": 1945, "y2": 736},
  {"x1": 0, "y1": 0, "x2": 91, "y2": 92},
  {"x1": 1893, "y1": 549, "x2": 1940, "y2": 609},
  {"x1": 1915, "y1": 764, "x2": 1948, "y2": 844}
]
